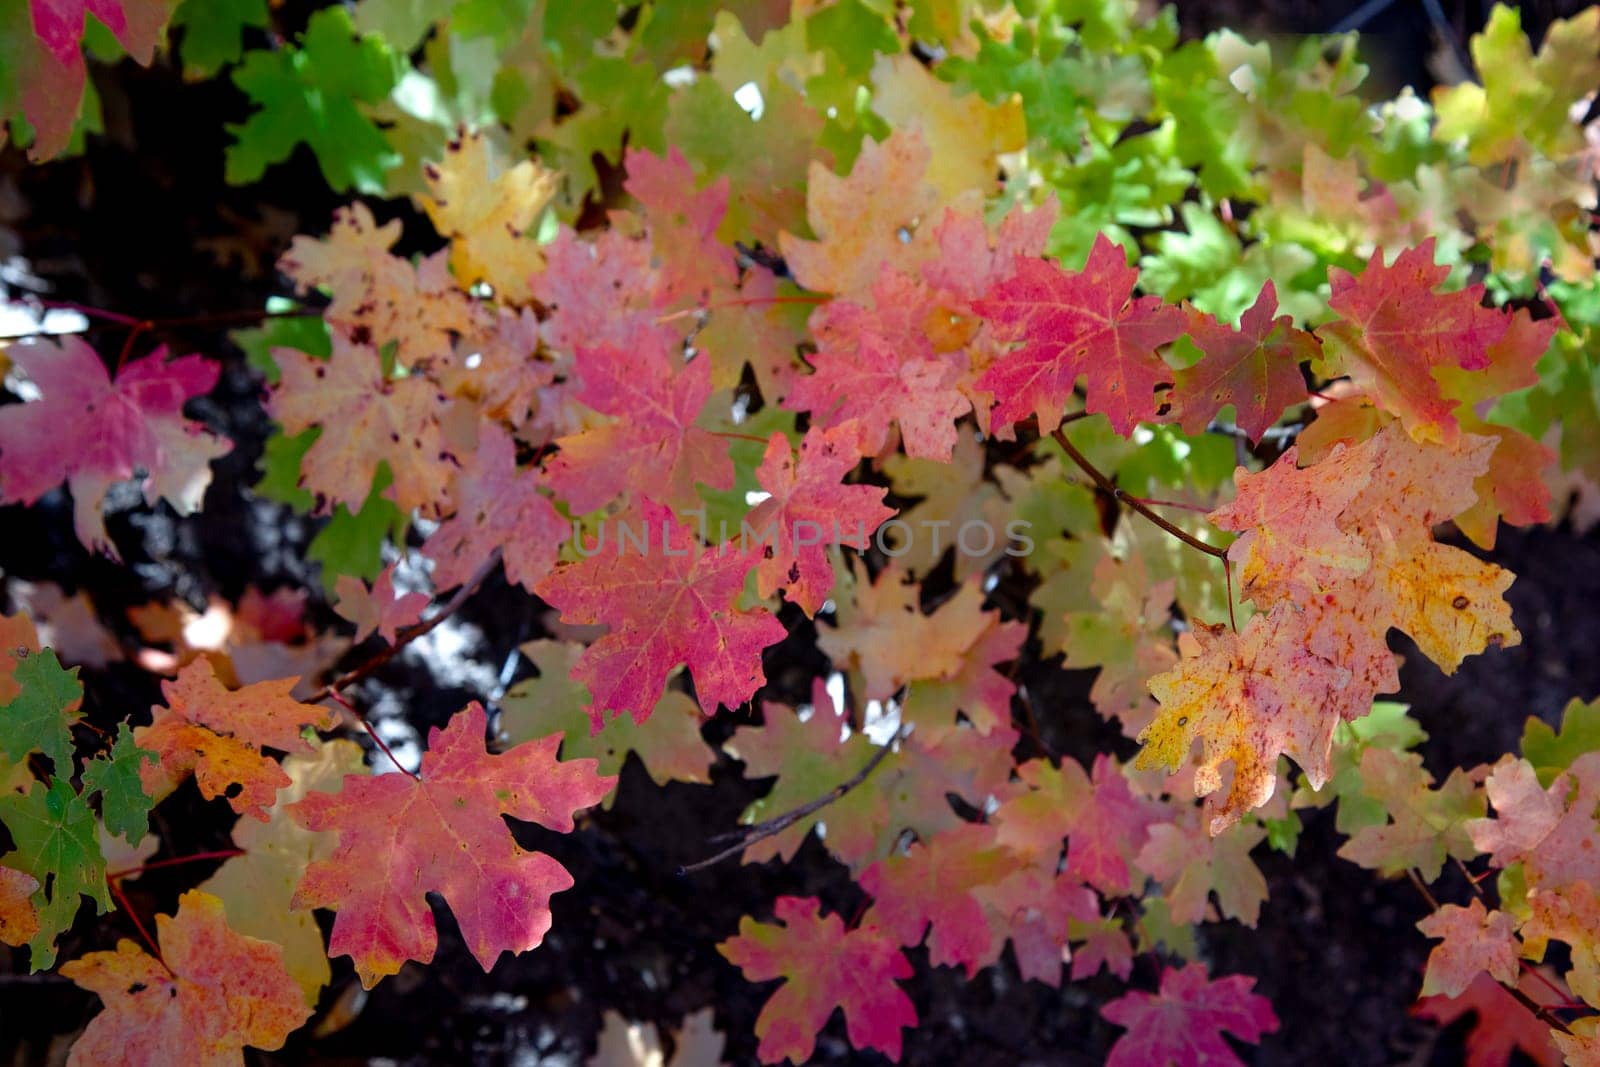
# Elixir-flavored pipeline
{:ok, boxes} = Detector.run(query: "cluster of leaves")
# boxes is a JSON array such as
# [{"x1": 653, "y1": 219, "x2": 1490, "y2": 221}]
[{"x1": 3, "y1": 0, "x2": 1600, "y2": 1063}]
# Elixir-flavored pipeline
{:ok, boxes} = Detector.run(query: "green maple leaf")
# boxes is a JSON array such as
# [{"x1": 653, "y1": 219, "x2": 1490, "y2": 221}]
[
  {"x1": 1521, "y1": 697, "x2": 1600, "y2": 787},
  {"x1": 171, "y1": 0, "x2": 269, "y2": 77},
  {"x1": 0, "y1": 779, "x2": 109, "y2": 970},
  {"x1": 306, "y1": 464, "x2": 409, "y2": 588},
  {"x1": 81, "y1": 725, "x2": 155, "y2": 846},
  {"x1": 225, "y1": 7, "x2": 403, "y2": 193},
  {"x1": 0, "y1": 650, "x2": 83, "y2": 776}
]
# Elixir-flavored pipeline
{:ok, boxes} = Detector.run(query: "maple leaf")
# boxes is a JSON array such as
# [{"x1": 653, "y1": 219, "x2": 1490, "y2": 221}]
[
  {"x1": 784, "y1": 327, "x2": 973, "y2": 462},
  {"x1": 1316, "y1": 240, "x2": 1508, "y2": 442},
  {"x1": 7, "y1": 0, "x2": 172, "y2": 160},
  {"x1": 870, "y1": 54, "x2": 1027, "y2": 202},
  {"x1": 0, "y1": 337, "x2": 229, "y2": 553},
  {"x1": 622, "y1": 145, "x2": 737, "y2": 308},
  {"x1": 695, "y1": 264, "x2": 808, "y2": 398},
  {"x1": 778, "y1": 128, "x2": 945, "y2": 297},
  {"x1": 1467, "y1": 753, "x2": 1600, "y2": 892},
  {"x1": 333, "y1": 562, "x2": 427, "y2": 644},
  {"x1": 1413, "y1": 970, "x2": 1565, "y2": 1067},
  {"x1": 532, "y1": 226, "x2": 674, "y2": 356},
  {"x1": 60, "y1": 890, "x2": 311, "y2": 1067},
  {"x1": 994, "y1": 755, "x2": 1160, "y2": 895},
  {"x1": 1169, "y1": 282, "x2": 1316, "y2": 443},
  {"x1": 1062, "y1": 552, "x2": 1179, "y2": 737},
  {"x1": 543, "y1": 341, "x2": 733, "y2": 514},
  {"x1": 818, "y1": 562, "x2": 999, "y2": 704},
  {"x1": 1417, "y1": 899, "x2": 1522, "y2": 998},
  {"x1": 80, "y1": 723, "x2": 156, "y2": 845},
  {"x1": 860, "y1": 823, "x2": 1020, "y2": 974},
  {"x1": 745, "y1": 423, "x2": 895, "y2": 615},
  {"x1": 422, "y1": 422, "x2": 567, "y2": 592},
  {"x1": 201, "y1": 738, "x2": 368, "y2": 1005},
  {"x1": 1335, "y1": 747, "x2": 1484, "y2": 881},
  {"x1": 279, "y1": 203, "x2": 480, "y2": 368},
  {"x1": 722, "y1": 681, "x2": 882, "y2": 864},
  {"x1": 718, "y1": 895, "x2": 917, "y2": 1065},
  {"x1": 0, "y1": 777, "x2": 110, "y2": 969},
  {"x1": 0, "y1": 647, "x2": 82, "y2": 776},
  {"x1": 1522, "y1": 883, "x2": 1600, "y2": 1008},
  {"x1": 975, "y1": 233, "x2": 1187, "y2": 437},
  {"x1": 1100, "y1": 962, "x2": 1279, "y2": 1067},
  {"x1": 971, "y1": 864, "x2": 1100, "y2": 986},
  {"x1": 1138, "y1": 610, "x2": 1350, "y2": 834},
  {"x1": 434, "y1": 308, "x2": 553, "y2": 428},
  {"x1": 499, "y1": 641, "x2": 715, "y2": 809},
  {"x1": 535, "y1": 500, "x2": 786, "y2": 724},
  {"x1": 135, "y1": 658, "x2": 336, "y2": 822},
  {"x1": 1208, "y1": 441, "x2": 1372, "y2": 605},
  {"x1": 1136, "y1": 814, "x2": 1269, "y2": 927},
  {"x1": 0, "y1": 865, "x2": 39, "y2": 948},
  {"x1": 269, "y1": 334, "x2": 457, "y2": 516},
  {"x1": 422, "y1": 129, "x2": 557, "y2": 304},
  {"x1": 290, "y1": 702, "x2": 613, "y2": 987}
]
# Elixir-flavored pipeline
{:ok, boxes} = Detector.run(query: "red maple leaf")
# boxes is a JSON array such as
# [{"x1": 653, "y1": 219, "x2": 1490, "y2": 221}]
[
  {"x1": 1318, "y1": 239, "x2": 1509, "y2": 440},
  {"x1": 535, "y1": 500, "x2": 787, "y2": 725},
  {"x1": 423, "y1": 421, "x2": 567, "y2": 592},
  {"x1": 1169, "y1": 281, "x2": 1317, "y2": 443},
  {"x1": 543, "y1": 339, "x2": 732, "y2": 513},
  {"x1": 975, "y1": 233, "x2": 1186, "y2": 436},
  {"x1": 718, "y1": 895, "x2": 917, "y2": 1064},
  {"x1": 746, "y1": 423, "x2": 895, "y2": 615},
  {"x1": 289, "y1": 702, "x2": 613, "y2": 987},
  {"x1": 1101, "y1": 962, "x2": 1280, "y2": 1067}
]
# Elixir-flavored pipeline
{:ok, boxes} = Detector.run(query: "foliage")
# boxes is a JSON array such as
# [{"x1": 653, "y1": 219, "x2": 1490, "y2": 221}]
[{"x1": 2, "y1": 0, "x2": 1600, "y2": 1062}]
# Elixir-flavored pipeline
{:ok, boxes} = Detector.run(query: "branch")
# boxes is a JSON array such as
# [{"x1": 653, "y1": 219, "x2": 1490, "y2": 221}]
[
  {"x1": 1049, "y1": 422, "x2": 1239, "y2": 630},
  {"x1": 1406, "y1": 868, "x2": 1573, "y2": 1036},
  {"x1": 307, "y1": 547, "x2": 503, "y2": 703},
  {"x1": 679, "y1": 731, "x2": 901, "y2": 874}
]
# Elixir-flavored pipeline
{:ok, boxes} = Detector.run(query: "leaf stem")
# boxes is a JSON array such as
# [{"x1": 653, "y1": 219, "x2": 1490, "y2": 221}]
[
  {"x1": 678, "y1": 729, "x2": 902, "y2": 874},
  {"x1": 106, "y1": 877, "x2": 171, "y2": 975},
  {"x1": 326, "y1": 689, "x2": 420, "y2": 781}
]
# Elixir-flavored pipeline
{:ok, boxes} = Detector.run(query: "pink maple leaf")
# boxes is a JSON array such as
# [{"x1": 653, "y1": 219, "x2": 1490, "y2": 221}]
[
  {"x1": 784, "y1": 333, "x2": 971, "y2": 460},
  {"x1": 290, "y1": 702, "x2": 613, "y2": 987},
  {"x1": 332, "y1": 562, "x2": 428, "y2": 644},
  {"x1": 718, "y1": 895, "x2": 916, "y2": 1065},
  {"x1": 1416, "y1": 899, "x2": 1521, "y2": 998},
  {"x1": 622, "y1": 145, "x2": 737, "y2": 307},
  {"x1": 543, "y1": 339, "x2": 732, "y2": 513},
  {"x1": 746, "y1": 423, "x2": 895, "y2": 616},
  {"x1": 1101, "y1": 962, "x2": 1280, "y2": 1067},
  {"x1": 535, "y1": 500, "x2": 787, "y2": 725},
  {"x1": 423, "y1": 422, "x2": 567, "y2": 591},
  {"x1": 0, "y1": 337, "x2": 228, "y2": 553},
  {"x1": 975, "y1": 233, "x2": 1185, "y2": 437},
  {"x1": 859, "y1": 823, "x2": 1017, "y2": 975}
]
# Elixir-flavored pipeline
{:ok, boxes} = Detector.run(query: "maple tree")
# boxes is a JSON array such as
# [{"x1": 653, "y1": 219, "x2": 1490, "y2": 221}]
[{"x1": 1, "y1": 0, "x2": 1599, "y2": 1063}]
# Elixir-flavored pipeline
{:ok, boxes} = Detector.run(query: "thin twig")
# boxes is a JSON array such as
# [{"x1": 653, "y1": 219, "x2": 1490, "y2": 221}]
[
  {"x1": 0, "y1": 304, "x2": 320, "y2": 342},
  {"x1": 1050, "y1": 422, "x2": 1237, "y2": 631},
  {"x1": 1406, "y1": 868, "x2": 1572, "y2": 1035},
  {"x1": 107, "y1": 849, "x2": 245, "y2": 882},
  {"x1": 308, "y1": 547, "x2": 503, "y2": 703},
  {"x1": 679, "y1": 731, "x2": 902, "y2": 874},
  {"x1": 1050, "y1": 427, "x2": 1226, "y2": 561}
]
